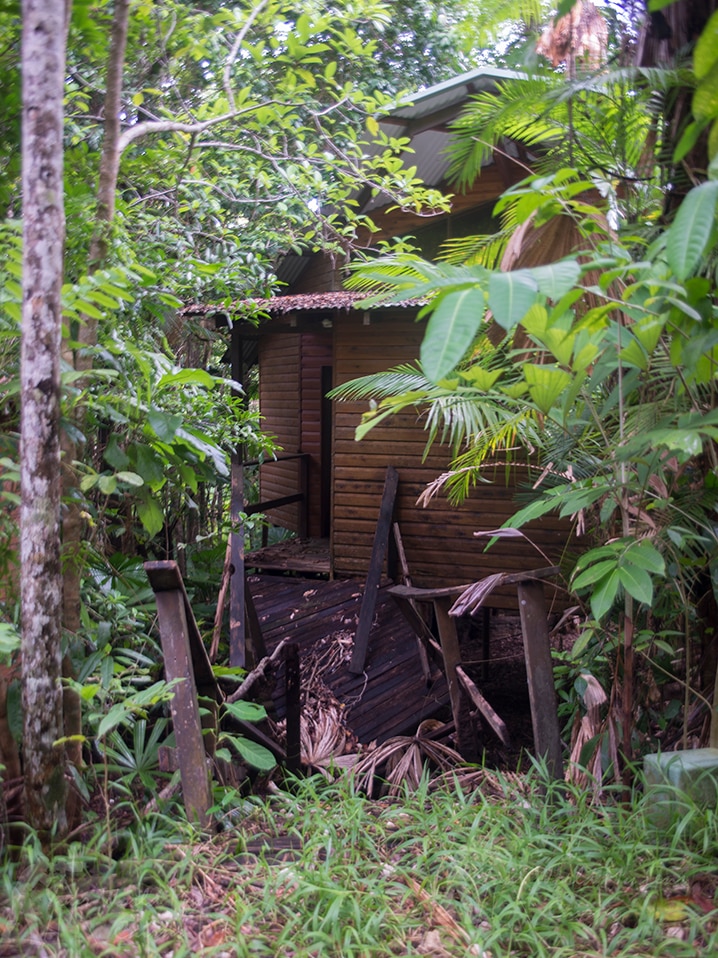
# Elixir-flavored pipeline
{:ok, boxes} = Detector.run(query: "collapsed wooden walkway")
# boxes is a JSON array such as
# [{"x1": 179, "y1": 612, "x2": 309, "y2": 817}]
[
  {"x1": 247, "y1": 573, "x2": 449, "y2": 745},
  {"x1": 145, "y1": 558, "x2": 564, "y2": 825}
]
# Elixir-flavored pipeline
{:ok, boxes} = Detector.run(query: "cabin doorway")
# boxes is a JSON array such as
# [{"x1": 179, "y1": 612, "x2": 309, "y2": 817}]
[
  {"x1": 320, "y1": 364, "x2": 332, "y2": 538},
  {"x1": 297, "y1": 329, "x2": 333, "y2": 541}
]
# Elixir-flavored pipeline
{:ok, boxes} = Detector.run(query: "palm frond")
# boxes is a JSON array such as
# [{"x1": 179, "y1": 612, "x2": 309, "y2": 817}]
[
  {"x1": 446, "y1": 64, "x2": 682, "y2": 201},
  {"x1": 328, "y1": 364, "x2": 429, "y2": 402},
  {"x1": 448, "y1": 76, "x2": 566, "y2": 189},
  {"x1": 438, "y1": 228, "x2": 514, "y2": 268}
]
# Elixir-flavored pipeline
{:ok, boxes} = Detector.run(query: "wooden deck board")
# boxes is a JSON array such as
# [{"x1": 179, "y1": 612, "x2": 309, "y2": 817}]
[{"x1": 246, "y1": 574, "x2": 449, "y2": 744}]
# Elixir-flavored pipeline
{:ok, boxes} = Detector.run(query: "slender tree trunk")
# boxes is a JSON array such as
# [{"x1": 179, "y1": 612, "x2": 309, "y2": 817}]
[
  {"x1": 80, "y1": 0, "x2": 131, "y2": 350},
  {"x1": 20, "y1": 0, "x2": 69, "y2": 838},
  {"x1": 60, "y1": 0, "x2": 131, "y2": 790}
]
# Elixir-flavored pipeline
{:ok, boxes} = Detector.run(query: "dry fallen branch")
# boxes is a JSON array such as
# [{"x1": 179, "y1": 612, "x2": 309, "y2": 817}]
[{"x1": 227, "y1": 638, "x2": 291, "y2": 703}]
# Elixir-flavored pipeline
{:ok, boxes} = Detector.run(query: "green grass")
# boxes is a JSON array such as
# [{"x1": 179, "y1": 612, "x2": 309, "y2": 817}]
[{"x1": 1, "y1": 768, "x2": 717, "y2": 956}]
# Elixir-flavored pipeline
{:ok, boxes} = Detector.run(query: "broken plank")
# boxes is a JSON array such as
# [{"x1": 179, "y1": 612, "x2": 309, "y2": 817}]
[
  {"x1": 350, "y1": 465, "x2": 399, "y2": 674},
  {"x1": 144, "y1": 560, "x2": 220, "y2": 702},
  {"x1": 393, "y1": 523, "x2": 432, "y2": 684},
  {"x1": 389, "y1": 592, "x2": 443, "y2": 661},
  {"x1": 456, "y1": 666, "x2": 510, "y2": 747},
  {"x1": 434, "y1": 597, "x2": 478, "y2": 762}
]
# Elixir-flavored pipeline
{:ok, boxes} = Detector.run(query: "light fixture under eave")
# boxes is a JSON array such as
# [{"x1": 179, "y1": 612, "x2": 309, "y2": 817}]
[{"x1": 321, "y1": 318, "x2": 333, "y2": 328}]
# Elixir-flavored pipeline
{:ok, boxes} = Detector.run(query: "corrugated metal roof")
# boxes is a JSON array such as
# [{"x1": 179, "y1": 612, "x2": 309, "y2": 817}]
[{"x1": 384, "y1": 66, "x2": 522, "y2": 130}]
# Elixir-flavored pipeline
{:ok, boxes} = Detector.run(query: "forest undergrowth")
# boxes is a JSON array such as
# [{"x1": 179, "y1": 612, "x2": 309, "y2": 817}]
[{"x1": 1, "y1": 767, "x2": 717, "y2": 957}]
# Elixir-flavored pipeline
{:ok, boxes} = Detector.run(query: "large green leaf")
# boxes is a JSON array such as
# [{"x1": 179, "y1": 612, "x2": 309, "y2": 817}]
[
  {"x1": 130, "y1": 443, "x2": 166, "y2": 489},
  {"x1": 557, "y1": 484, "x2": 610, "y2": 517},
  {"x1": 624, "y1": 540, "x2": 665, "y2": 576},
  {"x1": 461, "y1": 366, "x2": 502, "y2": 390},
  {"x1": 590, "y1": 569, "x2": 621, "y2": 621},
  {"x1": 529, "y1": 261, "x2": 582, "y2": 301},
  {"x1": 665, "y1": 181, "x2": 718, "y2": 280},
  {"x1": 617, "y1": 564, "x2": 654, "y2": 606},
  {"x1": 695, "y1": 9, "x2": 718, "y2": 80},
  {"x1": 488, "y1": 270, "x2": 538, "y2": 331},
  {"x1": 148, "y1": 409, "x2": 183, "y2": 442},
  {"x1": 175, "y1": 427, "x2": 230, "y2": 477},
  {"x1": 137, "y1": 496, "x2": 164, "y2": 537},
  {"x1": 224, "y1": 700, "x2": 268, "y2": 722},
  {"x1": 572, "y1": 559, "x2": 619, "y2": 591},
  {"x1": 229, "y1": 736, "x2": 276, "y2": 771},
  {"x1": 506, "y1": 491, "x2": 565, "y2": 527},
  {"x1": 420, "y1": 287, "x2": 485, "y2": 382},
  {"x1": 541, "y1": 325, "x2": 576, "y2": 367},
  {"x1": 157, "y1": 368, "x2": 216, "y2": 390},
  {"x1": 693, "y1": 62, "x2": 718, "y2": 121},
  {"x1": 116, "y1": 470, "x2": 145, "y2": 488},
  {"x1": 522, "y1": 364, "x2": 572, "y2": 414},
  {"x1": 103, "y1": 434, "x2": 130, "y2": 471}
]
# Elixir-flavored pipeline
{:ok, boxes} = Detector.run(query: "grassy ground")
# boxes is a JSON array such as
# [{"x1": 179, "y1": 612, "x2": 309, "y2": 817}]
[{"x1": 1, "y1": 767, "x2": 717, "y2": 957}]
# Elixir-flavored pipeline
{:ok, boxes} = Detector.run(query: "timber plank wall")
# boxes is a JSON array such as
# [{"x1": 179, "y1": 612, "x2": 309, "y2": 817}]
[
  {"x1": 258, "y1": 333, "x2": 301, "y2": 532},
  {"x1": 259, "y1": 329, "x2": 332, "y2": 538},
  {"x1": 332, "y1": 312, "x2": 575, "y2": 609}
]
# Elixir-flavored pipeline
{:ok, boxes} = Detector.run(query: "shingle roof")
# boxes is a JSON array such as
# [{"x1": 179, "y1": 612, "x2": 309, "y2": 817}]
[{"x1": 180, "y1": 290, "x2": 423, "y2": 318}]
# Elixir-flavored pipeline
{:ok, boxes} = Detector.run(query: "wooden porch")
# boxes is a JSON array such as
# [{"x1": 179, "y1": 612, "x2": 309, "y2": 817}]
[{"x1": 246, "y1": 573, "x2": 449, "y2": 744}]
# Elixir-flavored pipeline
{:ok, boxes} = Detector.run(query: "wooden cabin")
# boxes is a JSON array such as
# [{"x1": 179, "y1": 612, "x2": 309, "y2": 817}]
[{"x1": 182, "y1": 69, "x2": 574, "y2": 667}]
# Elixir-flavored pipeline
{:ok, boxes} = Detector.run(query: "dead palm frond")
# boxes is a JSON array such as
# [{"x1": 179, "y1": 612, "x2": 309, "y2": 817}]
[
  {"x1": 429, "y1": 766, "x2": 531, "y2": 803},
  {"x1": 351, "y1": 720, "x2": 464, "y2": 797},
  {"x1": 536, "y1": 0, "x2": 608, "y2": 70},
  {"x1": 566, "y1": 671, "x2": 620, "y2": 799},
  {"x1": 298, "y1": 702, "x2": 354, "y2": 775},
  {"x1": 271, "y1": 630, "x2": 361, "y2": 777}
]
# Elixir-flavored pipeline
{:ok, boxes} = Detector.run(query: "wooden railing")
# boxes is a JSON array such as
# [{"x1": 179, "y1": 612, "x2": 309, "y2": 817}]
[
  {"x1": 242, "y1": 452, "x2": 310, "y2": 540},
  {"x1": 230, "y1": 452, "x2": 310, "y2": 668}
]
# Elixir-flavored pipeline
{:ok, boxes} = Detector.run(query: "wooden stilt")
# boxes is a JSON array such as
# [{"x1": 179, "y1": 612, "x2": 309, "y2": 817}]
[
  {"x1": 517, "y1": 579, "x2": 564, "y2": 780},
  {"x1": 284, "y1": 643, "x2": 301, "y2": 775},
  {"x1": 434, "y1": 597, "x2": 478, "y2": 761}
]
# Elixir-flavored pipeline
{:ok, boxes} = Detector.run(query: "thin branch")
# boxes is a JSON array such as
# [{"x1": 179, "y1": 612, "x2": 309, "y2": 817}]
[
  {"x1": 116, "y1": 100, "x2": 286, "y2": 157},
  {"x1": 223, "y1": 0, "x2": 271, "y2": 112},
  {"x1": 117, "y1": 113, "x2": 236, "y2": 156}
]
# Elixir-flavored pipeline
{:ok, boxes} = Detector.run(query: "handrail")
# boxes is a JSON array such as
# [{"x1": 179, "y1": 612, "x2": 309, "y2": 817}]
[
  {"x1": 243, "y1": 451, "x2": 309, "y2": 539},
  {"x1": 242, "y1": 452, "x2": 308, "y2": 467}
]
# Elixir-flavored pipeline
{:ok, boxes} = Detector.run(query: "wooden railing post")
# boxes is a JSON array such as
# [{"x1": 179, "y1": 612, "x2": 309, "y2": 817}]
[
  {"x1": 144, "y1": 561, "x2": 220, "y2": 828},
  {"x1": 230, "y1": 456, "x2": 246, "y2": 669}
]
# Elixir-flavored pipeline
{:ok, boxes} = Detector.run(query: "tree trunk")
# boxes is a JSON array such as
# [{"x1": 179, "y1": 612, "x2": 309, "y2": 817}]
[
  {"x1": 20, "y1": 0, "x2": 69, "y2": 838},
  {"x1": 60, "y1": 0, "x2": 131, "y2": 793}
]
